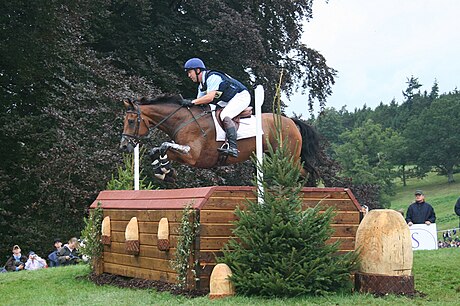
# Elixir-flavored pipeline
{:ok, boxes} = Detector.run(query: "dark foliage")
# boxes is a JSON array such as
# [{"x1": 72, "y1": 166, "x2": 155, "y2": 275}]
[{"x1": 1, "y1": 1, "x2": 335, "y2": 261}]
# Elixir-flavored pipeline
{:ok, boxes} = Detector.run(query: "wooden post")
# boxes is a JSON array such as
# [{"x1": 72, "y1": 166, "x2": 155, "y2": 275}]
[
  {"x1": 354, "y1": 209, "x2": 414, "y2": 295},
  {"x1": 209, "y1": 263, "x2": 235, "y2": 299}
]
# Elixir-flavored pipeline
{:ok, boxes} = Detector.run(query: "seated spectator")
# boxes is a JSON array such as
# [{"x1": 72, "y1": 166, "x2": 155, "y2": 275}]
[
  {"x1": 5, "y1": 245, "x2": 27, "y2": 272},
  {"x1": 57, "y1": 237, "x2": 81, "y2": 266},
  {"x1": 48, "y1": 238, "x2": 63, "y2": 267},
  {"x1": 25, "y1": 251, "x2": 47, "y2": 270}
]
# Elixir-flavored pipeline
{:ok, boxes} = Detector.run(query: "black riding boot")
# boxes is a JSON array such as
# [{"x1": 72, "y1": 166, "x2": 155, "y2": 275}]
[{"x1": 218, "y1": 117, "x2": 238, "y2": 157}]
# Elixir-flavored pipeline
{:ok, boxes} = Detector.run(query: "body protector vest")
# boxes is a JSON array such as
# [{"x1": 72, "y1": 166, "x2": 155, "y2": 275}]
[{"x1": 201, "y1": 70, "x2": 247, "y2": 103}]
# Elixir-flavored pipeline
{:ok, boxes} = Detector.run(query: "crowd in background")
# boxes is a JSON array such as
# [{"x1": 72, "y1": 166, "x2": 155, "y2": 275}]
[
  {"x1": 438, "y1": 229, "x2": 460, "y2": 248},
  {"x1": 1, "y1": 238, "x2": 82, "y2": 273}
]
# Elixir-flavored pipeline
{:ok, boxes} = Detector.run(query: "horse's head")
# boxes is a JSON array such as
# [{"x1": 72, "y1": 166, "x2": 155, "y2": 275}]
[{"x1": 120, "y1": 99, "x2": 150, "y2": 153}]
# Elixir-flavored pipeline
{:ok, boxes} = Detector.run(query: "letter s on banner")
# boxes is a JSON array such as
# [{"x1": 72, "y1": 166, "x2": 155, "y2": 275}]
[{"x1": 411, "y1": 232, "x2": 420, "y2": 249}]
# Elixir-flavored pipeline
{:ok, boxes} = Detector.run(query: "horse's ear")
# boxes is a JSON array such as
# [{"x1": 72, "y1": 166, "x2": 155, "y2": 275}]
[{"x1": 123, "y1": 98, "x2": 134, "y2": 110}]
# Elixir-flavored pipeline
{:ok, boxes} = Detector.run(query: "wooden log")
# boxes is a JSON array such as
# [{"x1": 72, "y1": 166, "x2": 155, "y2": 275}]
[
  {"x1": 355, "y1": 272, "x2": 415, "y2": 295},
  {"x1": 101, "y1": 216, "x2": 111, "y2": 245},
  {"x1": 125, "y1": 217, "x2": 140, "y2": 255},
  {"x1": 104, "y1": 242, "x2": 175, "y2": 260},
  {"x1": 111, "y1": 231, "x2": 179, "y2": 247},
  {"x1": 355, "y1": 209, "x2": 412, "y2": 276},
  {"x1": 198, "y1": 236, "x2": 355, "y2": 252},
  {"x1": 103, "y1": 252, "x2": 175, "y2": 273},
  {"x1": 199, "y1": 210, "x2": 360, "y2": 224},
  {"x1": 199, "y1": 223, "x2": 358, "y2": 238},
  {"x1": 157, "y1": 217, "x2": 170, "y2": 251},
  {"x1": 209, "y1": 263, "x2": 235, "y2": 299},
  {"x1": 104, "y1": 209, "x2": 186, "y2": 223},
  {"x1": 103, "y1": 262, "x2": 178, "y2": 283}
]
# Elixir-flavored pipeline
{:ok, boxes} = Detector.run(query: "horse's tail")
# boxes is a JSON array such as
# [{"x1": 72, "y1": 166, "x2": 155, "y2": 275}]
[{"x1": 291, "y1": 118, "x2": 320, "y2": 184}]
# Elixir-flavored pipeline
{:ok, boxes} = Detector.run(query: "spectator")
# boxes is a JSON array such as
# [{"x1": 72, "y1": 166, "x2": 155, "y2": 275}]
[
  {"x1": 405, "y1": 190, "x2": 436, "y2": 226},
  {"x1": 5, "y1": 245, "x2": 27, "y2": 272},
  {"x1": 25, "y1": 251, "x2": 47, "y2": 270},
  {"x1": 455, "y1": 197, "x2": 460, "y2": 217},
  {"x1": 455, "y1": 197, "x2": 460, "y2": 228},
  {"x1": 57, "y1": 237, "x2": 81, "y2": 266},
  {"x1": 48, "y1": 238, "x2": 63, "y2": 267}
]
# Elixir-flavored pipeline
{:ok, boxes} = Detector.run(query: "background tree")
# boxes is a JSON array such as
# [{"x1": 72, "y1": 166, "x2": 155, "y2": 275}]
[
  {"x1": 333, "y1": 119, "x2": 401, "y2": 206},
  {"x1": 404, "y1": 91, "x2": 460, "y2": 183},
  {"x1": 1, "y1": 0, "x2": 336, "y2": 259}
]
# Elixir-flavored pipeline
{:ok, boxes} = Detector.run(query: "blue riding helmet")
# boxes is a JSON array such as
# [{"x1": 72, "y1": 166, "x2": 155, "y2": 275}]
[{"x1": 184, "y1": 58, "x2": 206, "y2": 71}]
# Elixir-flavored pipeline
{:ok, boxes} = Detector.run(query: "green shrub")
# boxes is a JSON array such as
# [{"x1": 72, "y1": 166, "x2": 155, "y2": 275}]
[
  {"x1": 106, "y1": 152, "x2": 154, "y2": 190},
  {"x1": 80, "y1": 202, "x2": 104, "y2": 270},
  {"x1": 170, "y1": 203, "x2": 200, "y2": 288}
]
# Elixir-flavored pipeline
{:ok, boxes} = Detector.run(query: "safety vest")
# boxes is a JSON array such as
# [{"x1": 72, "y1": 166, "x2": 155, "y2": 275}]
[{"x1": 201, "y1": 70, "x2": 247, "y2": 103}]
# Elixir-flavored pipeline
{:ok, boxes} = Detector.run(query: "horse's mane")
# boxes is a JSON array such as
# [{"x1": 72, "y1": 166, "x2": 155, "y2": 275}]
[{"x1": 138, "y1": 94, "x2": 183, "y2": 105}]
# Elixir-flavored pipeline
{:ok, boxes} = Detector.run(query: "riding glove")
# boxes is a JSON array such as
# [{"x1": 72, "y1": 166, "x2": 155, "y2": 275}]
[{"x1": 181, "y1": 99, "x2": 194, "y2": 107}]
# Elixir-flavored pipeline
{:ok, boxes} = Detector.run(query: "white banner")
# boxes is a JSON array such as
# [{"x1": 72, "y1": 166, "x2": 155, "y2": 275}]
[{"x1": 409, "y1": 223, "x2": 438, "y2": 250}]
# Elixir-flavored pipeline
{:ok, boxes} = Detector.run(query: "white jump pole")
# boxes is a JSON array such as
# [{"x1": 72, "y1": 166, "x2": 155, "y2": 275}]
[
  {"x1": 254, "y1": 85, "x2": 264, "y2": 204},
  {"x1": 134, "y1": 144, "x2": 140, "y2": 190}
]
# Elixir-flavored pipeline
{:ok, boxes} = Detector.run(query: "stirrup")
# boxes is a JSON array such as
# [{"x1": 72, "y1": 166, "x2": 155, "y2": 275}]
[{"x1": 217, "y1": 143, "x2": 238, "y2": 157}]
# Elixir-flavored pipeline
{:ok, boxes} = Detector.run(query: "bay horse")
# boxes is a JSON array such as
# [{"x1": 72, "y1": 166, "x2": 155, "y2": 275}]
[{"x1": 120, "y1": 95, "x2": 320, "y2": 183}]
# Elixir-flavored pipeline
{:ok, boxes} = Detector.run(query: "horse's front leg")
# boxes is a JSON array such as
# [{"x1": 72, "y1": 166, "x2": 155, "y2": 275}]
[
  {"x1": 149, "y1": 141, "x2": 191, "y2": 158},
  {"x1": 150, "y1": 141, "x2": 201, "y2": 167},
  {"x1": 149, "y1": 141, "x2": 192, "y2": 182}
]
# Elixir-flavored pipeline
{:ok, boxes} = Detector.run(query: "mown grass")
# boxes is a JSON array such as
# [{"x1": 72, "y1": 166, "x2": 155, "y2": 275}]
[
  {"x1": 390, "y1": 172, "x2": 460, "y2": 238},
  {"x1": 1, "y1": 249, "x2": 459, "y2": 306}
]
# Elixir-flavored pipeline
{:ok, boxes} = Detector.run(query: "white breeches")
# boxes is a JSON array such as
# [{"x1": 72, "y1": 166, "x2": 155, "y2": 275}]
[{"x1": 219, "y1": 90, "x2": 251, "y2": 120}]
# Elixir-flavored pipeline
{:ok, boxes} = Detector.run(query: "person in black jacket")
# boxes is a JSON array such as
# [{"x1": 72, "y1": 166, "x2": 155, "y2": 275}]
[
  {"x1": 5, "y1": 245, "x2": 28, "y2": 272},
  {"x1": 455, "y1": 197, "x2": 460, "y2": 228},
  {"x1": 406, "y1": 190, "x2": 436, "y2": 226},
  {"x1": 57, "y1": 237, "x2": 81, "y2": 266},
  {"x1": 455, "y1": 197, "x2": 460, "y2": 217}
]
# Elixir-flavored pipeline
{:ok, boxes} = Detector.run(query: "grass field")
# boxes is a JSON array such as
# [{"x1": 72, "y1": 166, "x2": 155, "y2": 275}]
[
  {"x1": 0, "y1": 248, "x2": 459, "y2": 306},
  {"x1": 390, "y1": 172, "x2": 460, "y2": 238},
  {"x1": 1, "y1": 172, "x2": 457, "y2": 305}
]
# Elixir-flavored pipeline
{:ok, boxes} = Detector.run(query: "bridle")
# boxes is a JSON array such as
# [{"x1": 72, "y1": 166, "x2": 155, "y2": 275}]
[{"x1": 121, "y1": 103, "x2": 151, "y2": 148}]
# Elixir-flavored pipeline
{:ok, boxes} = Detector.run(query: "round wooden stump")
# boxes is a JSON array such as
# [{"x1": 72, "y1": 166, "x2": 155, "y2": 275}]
[
  {"x1": 355, "y1": 272, "x2": 415, "y2": 295},
  {"x1": 209, "y1": 263, "x2": 235, "y2": 299}
]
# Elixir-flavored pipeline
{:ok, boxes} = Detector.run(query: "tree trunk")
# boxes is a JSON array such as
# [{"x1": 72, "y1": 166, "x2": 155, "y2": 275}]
[
  {"x1": 402, "y1": 165, "x2": 406, "y2": 186},
  {"x1": 447, "y1": 167, "x2": 455, "y2": 183}
]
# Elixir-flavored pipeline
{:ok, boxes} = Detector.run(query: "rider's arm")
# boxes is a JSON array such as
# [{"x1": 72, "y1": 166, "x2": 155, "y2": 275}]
[{"x1": 193, "y1": 90, "x2": 217, "y2": 105}]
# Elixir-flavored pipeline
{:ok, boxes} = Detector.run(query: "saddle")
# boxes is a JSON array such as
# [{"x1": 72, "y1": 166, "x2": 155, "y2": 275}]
[{"x1": 215, "y1": 106, "x2": 253, "y2": 131}]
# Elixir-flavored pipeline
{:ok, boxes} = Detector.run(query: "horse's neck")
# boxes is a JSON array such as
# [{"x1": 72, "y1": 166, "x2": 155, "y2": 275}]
[{"x1": 142, "y1": 104, "x2": 194, "y2": 138}]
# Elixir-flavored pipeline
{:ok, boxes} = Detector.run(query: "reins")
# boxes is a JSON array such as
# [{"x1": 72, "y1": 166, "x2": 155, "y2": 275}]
[
  {"x1": 123, "y1": 102, "x2": 211, "y2": 142},
  {"x1": 171, "y1": 106, "x2": 209, "y2": 139}
]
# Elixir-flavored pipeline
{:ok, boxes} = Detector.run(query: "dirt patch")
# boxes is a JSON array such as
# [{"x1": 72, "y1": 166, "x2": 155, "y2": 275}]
[{"x1": 85, "y1": 273, "x2": 209, "y2": 298}]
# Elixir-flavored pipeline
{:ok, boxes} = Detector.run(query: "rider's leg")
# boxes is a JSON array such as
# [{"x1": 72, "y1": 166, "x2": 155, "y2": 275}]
[
  {"x1": 218, "y1": 91, "x2": 251, "y2": 158},
  {"x1": 217, "y1": 117, "x2": 239, "y2": 157}
]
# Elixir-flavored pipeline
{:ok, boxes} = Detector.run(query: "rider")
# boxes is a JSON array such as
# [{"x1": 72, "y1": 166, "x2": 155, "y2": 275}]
[{"x1": 183, "y1": 58, "x2": 250, "y2": 158}]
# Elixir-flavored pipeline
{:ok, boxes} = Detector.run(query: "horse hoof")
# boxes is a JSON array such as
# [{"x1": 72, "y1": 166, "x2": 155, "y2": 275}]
[{"x1": 164, "y1": 168, "x2": 177, "y2": 183}]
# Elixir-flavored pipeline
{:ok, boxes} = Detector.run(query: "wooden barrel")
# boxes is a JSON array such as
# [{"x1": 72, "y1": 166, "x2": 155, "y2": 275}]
[{"x1": 354, "y1": 209, "x2": 414, "y2": 295}]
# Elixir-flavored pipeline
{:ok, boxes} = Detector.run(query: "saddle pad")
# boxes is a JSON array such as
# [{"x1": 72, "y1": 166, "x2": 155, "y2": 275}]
[{"x1": 210, "y1": 104, "x2": 261, "y2": 141}]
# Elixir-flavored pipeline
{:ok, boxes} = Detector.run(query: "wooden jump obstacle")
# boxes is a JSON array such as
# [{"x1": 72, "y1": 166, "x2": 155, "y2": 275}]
[{"x1": 90, "y1": 186, "x2": 363, "y2": 290}]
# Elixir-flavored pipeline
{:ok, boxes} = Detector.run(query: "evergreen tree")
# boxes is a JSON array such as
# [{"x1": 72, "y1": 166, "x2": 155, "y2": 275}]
[{"x1": 221, "y1": 116, "x2": 358, "y2": 297}]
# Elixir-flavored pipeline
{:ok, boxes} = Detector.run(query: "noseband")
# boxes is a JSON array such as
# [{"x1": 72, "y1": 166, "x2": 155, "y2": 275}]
[{"x1": 122, "y1": 104, "x2": 149, "y2": 147}]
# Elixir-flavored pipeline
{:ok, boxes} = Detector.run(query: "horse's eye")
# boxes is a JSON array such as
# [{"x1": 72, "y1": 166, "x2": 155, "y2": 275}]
[{"x1": 128, "y1": 119, "x2": 135, "y2": 127}]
